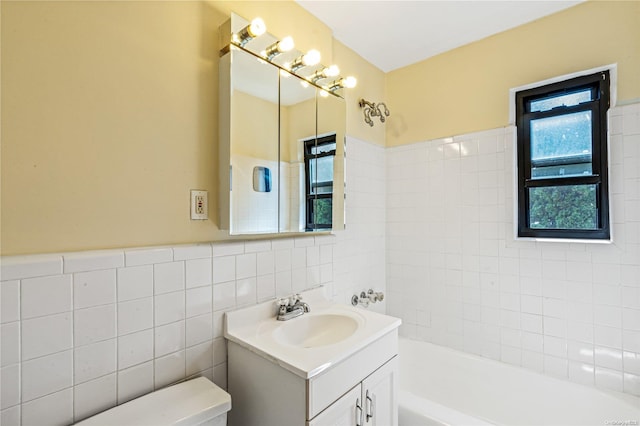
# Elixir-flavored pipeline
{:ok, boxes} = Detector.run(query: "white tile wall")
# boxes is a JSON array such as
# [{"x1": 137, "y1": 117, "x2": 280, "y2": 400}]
[
  {"x1": 21, "y1": 313, "x2": 72, "y2": 361},
  {"x1": 116, "y1": 361, "x2": 153, "y2": 404},
  {"x1": 74, "y1": 339, "x2": 116, "y2": 384},
  {"x1": 73, "y1": 373, "x2": 117, "y2": 421},
  {"x1": 20, "y1": 275, "x2": 72, "y2": 319},
  {"x1": 21, "y1": 388, "x2": 72, "y2": 426},
  {"x1": 386, "y1": 102, "x2": 640, "y2": 397},
  {"x1": 0, "y1": 236, "x2": 346, "y2": 425},
  {"x1": 73, "y1": 269, "x2": 116, "y2": 309},
  {"x1": 74, "y1": 304, "x2": 116, "y2": 346},
  {"x1": 117, "y1": 265, "x2": 153, "y2": 302},
  {"x1": 332, "y1": 137, "x2": 387, "y2": 314}
]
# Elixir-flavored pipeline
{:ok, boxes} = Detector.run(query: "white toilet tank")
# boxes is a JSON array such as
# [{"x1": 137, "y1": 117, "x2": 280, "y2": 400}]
[{"x1": 75, "y1": 377, "x2": 231, "y2": 426}]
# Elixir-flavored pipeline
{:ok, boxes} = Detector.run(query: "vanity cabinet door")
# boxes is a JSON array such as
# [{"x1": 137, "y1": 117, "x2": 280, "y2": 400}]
[
  {"x1": 363, "y1": 356, "x2": 398, "y2": 426},
  {"x1": 308, "y1": 384, "x2": 362, "y2": 426}
]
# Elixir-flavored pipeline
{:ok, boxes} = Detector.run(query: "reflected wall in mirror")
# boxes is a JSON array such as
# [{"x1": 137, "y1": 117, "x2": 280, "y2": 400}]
[
  {"x1": 280, "y1": 88, "x2": 346, "y2": 232},
  {"x1": 229, "y1": 47, "x2": 279, "y2": 234},
  {"x1": 279, "y1": 72, "x2": 316, "y2": 233},
  {"x1": 279, "y1": 75, "x2": 346, "y2": 233},
  {"x1": 219, "y1": 13, "x2": 347, "y2": 235},
  {"x1": 317, "y1": 92, "x2": 346, "y2": 231}
]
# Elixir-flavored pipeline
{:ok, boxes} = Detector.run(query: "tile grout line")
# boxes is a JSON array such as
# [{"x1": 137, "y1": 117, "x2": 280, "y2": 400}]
[{"x1": 70, "y1": 269, "x2": 75, "y2": 423}]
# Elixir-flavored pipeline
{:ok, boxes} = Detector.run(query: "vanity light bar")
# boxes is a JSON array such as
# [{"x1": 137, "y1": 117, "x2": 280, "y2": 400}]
[{"x1": 226, "y1": 15, "x2": 357, "y2": 94}]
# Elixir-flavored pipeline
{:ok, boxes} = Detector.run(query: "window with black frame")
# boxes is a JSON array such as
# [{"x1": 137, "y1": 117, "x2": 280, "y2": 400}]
[
  {"x1": 516, "y1": 71, "x2": 610, "y2": 239},
  {"x1": 304, "y1": 135, "x2": 336, "y2": 230}
]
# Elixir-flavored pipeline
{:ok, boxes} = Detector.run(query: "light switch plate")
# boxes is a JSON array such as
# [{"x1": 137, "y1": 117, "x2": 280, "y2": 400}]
[{"x1": 190, "y1": 190, "x2": 208, "y2": 220}]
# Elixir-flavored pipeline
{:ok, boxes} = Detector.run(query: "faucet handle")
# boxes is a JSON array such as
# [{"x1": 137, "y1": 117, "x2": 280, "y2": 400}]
[
  {"x1": 367, "y1": 289, "x2": 384, "y2": 302},
  {"x1": 290, "y1": 293, "x2": 302, "y2": 304},
  {"x1": 276, "y1": 298, "x2": 289, "y2": 312}
]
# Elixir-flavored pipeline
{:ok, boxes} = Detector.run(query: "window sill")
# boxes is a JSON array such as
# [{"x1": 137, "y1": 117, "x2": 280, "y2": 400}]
[{"x1": 515, "y1": 236, "x2": 613, "y2": 245}]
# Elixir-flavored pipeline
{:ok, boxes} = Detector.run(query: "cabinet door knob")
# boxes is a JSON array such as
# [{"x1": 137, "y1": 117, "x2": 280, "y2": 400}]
[
  {"x1": 365, "y1": 390, "x2": 374, "y2": 422},
  {"x1": 355, "y1": 398, "x2": 363, "y2": 426}
]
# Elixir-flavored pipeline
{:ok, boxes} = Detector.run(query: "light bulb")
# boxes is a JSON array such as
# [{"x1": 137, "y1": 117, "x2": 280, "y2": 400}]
[
  {"x1": 300, "y1": 80, "x2": 309, "y2": 88},
  {"x1": 302, "y1": 49, "x2": 321, "y2": 67},
  {"x1": 289, "y1": 49, "x2": 321, "y2": 71},
  {"x1": 319, "y1": 90, "x2": 329, "y2": 98},
  {"x1": 248, "y1": 18, "x2": 266, "y2": 37},
  {"x1": 235, "y1": 17, "x2": 266, "y2": 46},
  {"x1": 309, "y1": 65, "x2": 341, "y2": 83},
  {"x1": 326, "y1": 76, "x2": 358, "y2": 92},
  {"x1": 278, "y1": 37, "x2": 294, "y2": 52},
  {"x1": 325, "y1": 65, "x2": 340, "y2": 77},
  {"x1": 264, "y1": 36, "x2": 295, "y2": 59},
  {"x1": 343, "y1": 76, "x2": 357, "y2": 88}
]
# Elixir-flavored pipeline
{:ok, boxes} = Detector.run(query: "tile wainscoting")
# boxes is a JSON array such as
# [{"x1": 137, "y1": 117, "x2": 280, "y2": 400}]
[
  {"x1": 386, "y1": 102, "x2": 640, "y2": 397},
  {"x1": 0, "y1": 238, "x2": 334, "y2": 425}
]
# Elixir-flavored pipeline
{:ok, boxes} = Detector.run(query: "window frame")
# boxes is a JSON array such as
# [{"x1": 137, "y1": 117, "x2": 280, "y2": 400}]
[
  {"x1": 515, "y1": 71, "x2": 610, "y2": 240},
  {"x1": 304, "y1": 134, "x2": 336, "y2": 231}
]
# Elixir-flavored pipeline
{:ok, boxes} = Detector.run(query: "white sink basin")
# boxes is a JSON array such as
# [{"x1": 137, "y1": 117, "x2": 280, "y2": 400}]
[
  {"x1": 273, "y1": 314, "x2": 359, "y2": 348},
  {"x1": 225, "y1": 287, "x2": 401, "y2": 378}
]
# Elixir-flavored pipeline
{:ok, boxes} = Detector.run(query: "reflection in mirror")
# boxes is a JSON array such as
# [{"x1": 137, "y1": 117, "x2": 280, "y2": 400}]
[
  {"x1": 220, "y1": 12, "x2": 349, "y2": 235},
  {"x1": 278, "y1": 75, "x2": 346, "y2": 233},
  {"x1": 229, "y1": 47, "x2": 279, "y2": 234},
  {"x1": 317, "y1": 92, "x2": 346, "y2": 231},
  {"x1": 252, "y1": 167, "x2": 272, "y2": 192},
  {"x1": 305, "y1": 135, "x2": 336, "y2": 230},
  {"x1": 279, "y1": 72, "x2": 316, "y2": 233}
]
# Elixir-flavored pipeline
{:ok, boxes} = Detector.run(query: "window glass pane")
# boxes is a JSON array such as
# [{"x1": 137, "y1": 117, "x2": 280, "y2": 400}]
[
  {"x1": 312, "y1": 198, "x2": 332, "y2": 226},
  {"x1": 309, "y1": 158, "x2": 316, "y2": 188},
  {"x1": 529, "y1": 185, "x2": 597, "y2": 230},
  {"x1": 530, "y1": 89, "x2": 592, "y2": 112},
  {"x1": 311, "y1": 142, "x2": 336, "y2": 155},
  {"x1": 312, "y1": 182, "x2": 333, "y2": 194},
  {"x1": 310, "y1": 156, "x2": 333, "y2": 184},
  {"x1": 531, "y1": 161, "x2": 592, "y2": 179},
  {"x1": 530, "y1": 111, "x2": 592, "y2": 178}
]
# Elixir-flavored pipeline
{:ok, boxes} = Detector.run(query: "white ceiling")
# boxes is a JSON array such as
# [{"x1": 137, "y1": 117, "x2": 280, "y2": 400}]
[{"x1": 296, "y1": 0, "x2": 584, "y2": 72}]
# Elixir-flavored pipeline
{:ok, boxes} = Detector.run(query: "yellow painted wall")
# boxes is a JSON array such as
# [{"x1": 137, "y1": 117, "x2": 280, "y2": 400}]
[
  {"x1": 2, "y1": 1, "x2": 226, "y2": 255},
  {"x1": 231, "y1": 90, "x2": 278, "y2": 160},
  {"x1": 283, "y1": 97, "x2": 316, "y2": 162},
  {"x1": 10, "y1": 0, "x2": 630, "y2": 254},
  {"x1": 334, "y1": 40, "x2": 387, "y2": 147},
  {"x1": 1, "y1": 0, "x2": 383, "y2": 255},
  {"x1": 386, "y1": 0, "x2": 640, "y2": 146}
]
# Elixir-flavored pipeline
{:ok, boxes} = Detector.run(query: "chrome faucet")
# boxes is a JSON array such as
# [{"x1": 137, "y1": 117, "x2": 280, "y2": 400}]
[
  {"x1": 351, "y1": 289, "x2": 384, "y2": 308},
  {"x1": 276, "y1": 294, "x2": 310, "y2": 321}
]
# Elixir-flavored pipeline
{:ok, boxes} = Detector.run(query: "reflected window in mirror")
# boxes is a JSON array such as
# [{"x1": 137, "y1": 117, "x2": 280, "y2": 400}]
[
  {"x1": 252, "y1": 166, "x2": 272, "y2": 192},
  {"x1": 304, "y1": 135, "x2": 336, "y2": 230}
]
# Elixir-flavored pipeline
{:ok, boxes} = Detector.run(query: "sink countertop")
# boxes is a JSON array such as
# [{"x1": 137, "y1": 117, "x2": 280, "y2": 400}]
[{"x1": 224, "y1": 287, "x2": 401, "y2": 379}]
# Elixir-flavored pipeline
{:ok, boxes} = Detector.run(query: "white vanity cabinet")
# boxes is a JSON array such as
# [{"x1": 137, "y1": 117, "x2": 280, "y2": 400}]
[
  {"x1": 227, "y1": 329, "x2": 399, "y2": 426},
  {"x1": 224, "y1": 288, "x2": 401, "y2": 426},
  {"x1": 309, "y1": 383, "x2": 361, "y2": 426},
  {"x1": 309, "y1": 356, "x2": 398, "y2": 426}
]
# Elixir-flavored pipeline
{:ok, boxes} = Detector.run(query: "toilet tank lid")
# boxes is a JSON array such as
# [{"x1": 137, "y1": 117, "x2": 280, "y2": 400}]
[{"x1": 75, "y1": 377, "x2": 231, "y2": 426}]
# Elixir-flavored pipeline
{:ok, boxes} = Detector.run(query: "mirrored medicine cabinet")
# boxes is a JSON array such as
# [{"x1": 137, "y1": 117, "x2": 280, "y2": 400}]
[{"x1": 218, "y1": 13, "x2": 346, "y2": 235}]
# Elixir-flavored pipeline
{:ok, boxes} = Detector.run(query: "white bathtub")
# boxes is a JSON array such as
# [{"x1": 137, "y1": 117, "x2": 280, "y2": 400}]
[{"x1": 398, "y1": 338, "x2": 640, "y2": 426}]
